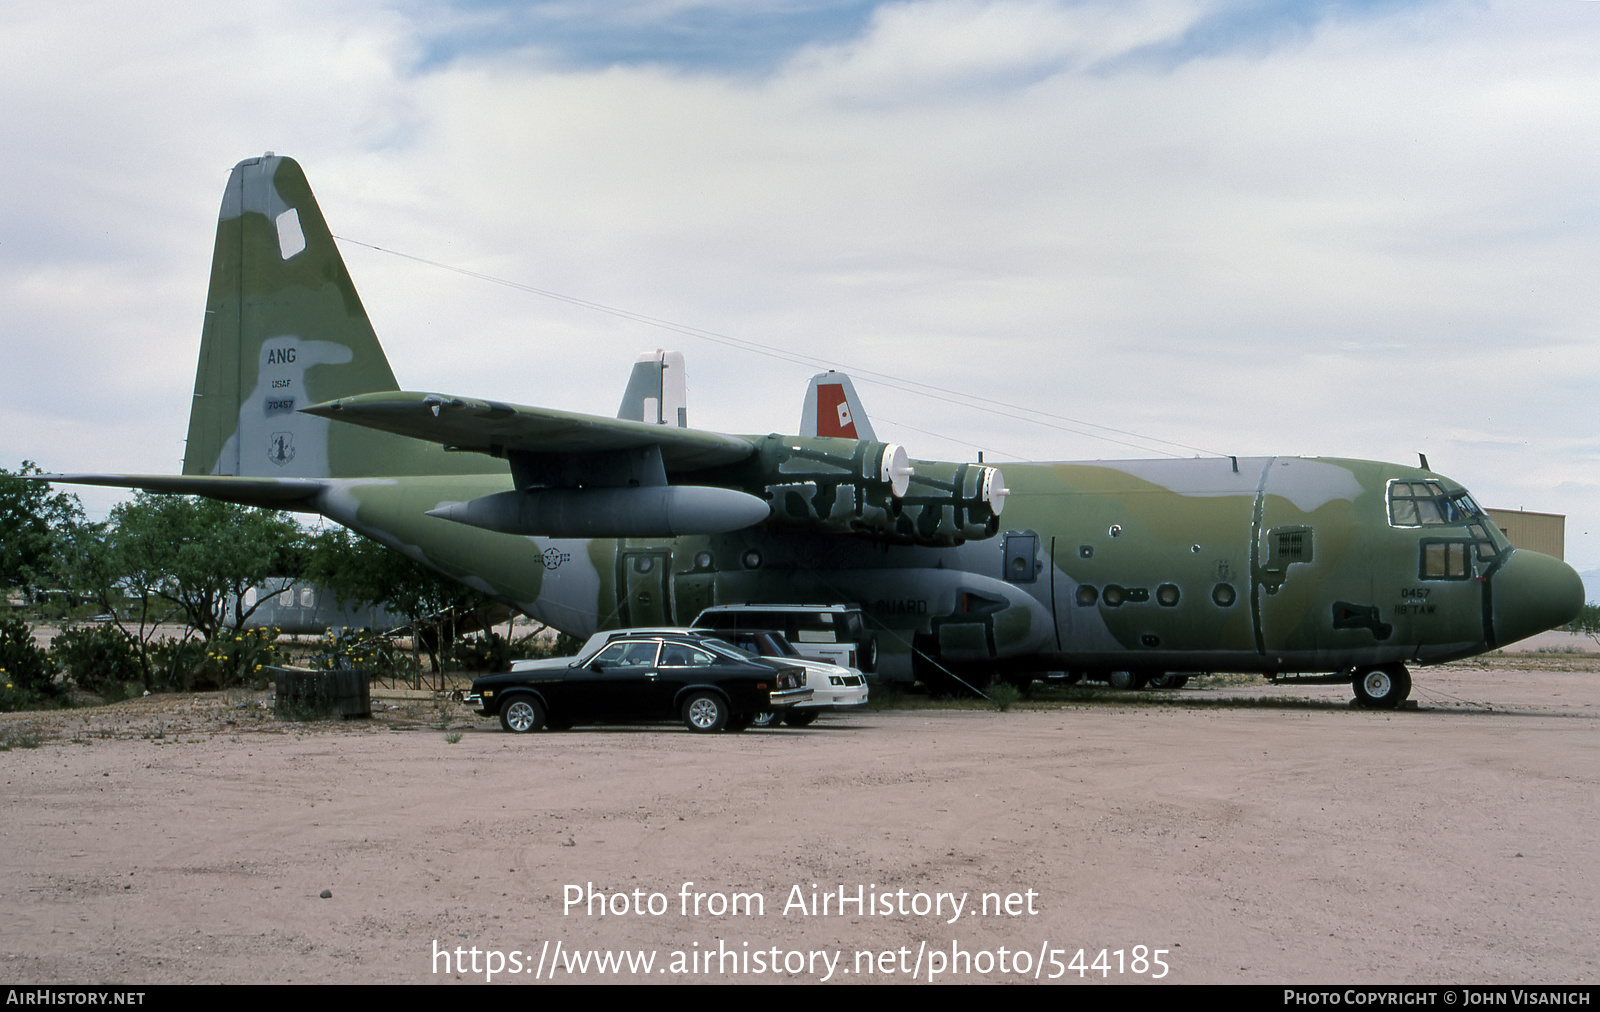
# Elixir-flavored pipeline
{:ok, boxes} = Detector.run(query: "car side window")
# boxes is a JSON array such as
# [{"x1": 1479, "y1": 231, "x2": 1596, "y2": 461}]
[
  {"x1": 662, "y1": 645, "x2": 715, "y2": 667},
  {"x1": 660, "y1": 644, "x2": 693, "y2": 666},
  {"x1": 592, "y1": 641, "x2": 660, "y2": 667}
]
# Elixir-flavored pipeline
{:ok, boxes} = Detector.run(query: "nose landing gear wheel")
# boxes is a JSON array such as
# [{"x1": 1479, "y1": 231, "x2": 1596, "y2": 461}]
[{"x1": 1351, "y1": 664, "x2": 1411, "y2": 709}]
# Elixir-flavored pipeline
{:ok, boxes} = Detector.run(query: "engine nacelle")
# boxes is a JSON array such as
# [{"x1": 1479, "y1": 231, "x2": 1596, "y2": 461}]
[{"x1": 751, "y1": 435, "x2": 1007, "y2": 546}]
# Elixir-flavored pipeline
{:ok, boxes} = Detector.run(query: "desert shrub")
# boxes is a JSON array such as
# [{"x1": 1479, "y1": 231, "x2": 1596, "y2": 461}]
[
  {"x1": 524, "y1": 630, "x2": 584, "y2": 660},
  {"x1": 987, "y1": 679, "x2": 1023, "y2": 712},
  {"x1": 314, "y1": 627, "x2": 407, "y2": 680},
  {"x1": 195, "y1": 627, "x2": 285, "y2": 689},
  {"x1": 51, "y1": 624, "x2": 141, "y2": 694},
  {"x1": 446, "y1": 630, "x2": 547, "y2": 672},
  {"x1": 0, "y1": 615, "x2": 60, "y2": 711},
  {"x1": 146, "y1": 637, "x2": 207, "y2": 692}
]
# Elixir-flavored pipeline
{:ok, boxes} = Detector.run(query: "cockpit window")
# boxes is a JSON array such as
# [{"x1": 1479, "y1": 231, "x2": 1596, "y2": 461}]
[{"x1": 1388, "y1": 481, "x2": 1485, "y2": 528}]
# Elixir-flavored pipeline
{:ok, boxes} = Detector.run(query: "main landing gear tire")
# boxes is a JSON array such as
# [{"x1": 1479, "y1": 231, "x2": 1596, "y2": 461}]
[
  {"x1": 1107, "y1": 671, "x2": 1149, "y2": 691},
  {"x1": 682, "y1": 692, "x2": 729, "y2": 733},
  {"x1": 499, "y1": 697, "x2": 545, "y2": 733},
  {"x1": 1351, "y1": 664, "x2": 1411, "y2": 709},
  {"x1": 782, "y1": 710, "x2": 819, "y2": 728}
]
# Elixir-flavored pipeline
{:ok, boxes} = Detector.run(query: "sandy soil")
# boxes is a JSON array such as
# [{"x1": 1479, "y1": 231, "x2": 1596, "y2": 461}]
[{"x1": 1, "y1": 660, "x2": 1596, "y2": 986}]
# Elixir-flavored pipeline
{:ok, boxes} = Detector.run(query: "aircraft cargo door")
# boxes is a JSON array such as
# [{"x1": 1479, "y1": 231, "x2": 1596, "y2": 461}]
[
  {"x1": 618, "y1": 549, "x2": 672, "y2": 627},
  {"x1": 1253, "y1": 458, "x2": 1364, "y2": 661}
]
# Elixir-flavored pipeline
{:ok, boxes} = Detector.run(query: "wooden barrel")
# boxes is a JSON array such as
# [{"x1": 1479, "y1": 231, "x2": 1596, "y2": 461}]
[{"x1": 271, "y1": 666, "x2": 371, "y2": 719}]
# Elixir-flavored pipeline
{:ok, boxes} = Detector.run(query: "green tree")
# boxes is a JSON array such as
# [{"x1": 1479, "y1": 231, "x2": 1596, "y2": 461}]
[
  {"x1": 56, "y1": 495, "x2": 307, "y2": 689},
  {"x1": 0, "y1": 462, "x2": 86, "y2": 599},
  {"x1": 1567, "y1": 602, "x2": 1600, "y2": 646},
  {"x1": 107, "y1": 493, "x2": 306, "y2": 642},
  {"x1": 304, "y1": 526, "x2": 496, "y2": 675},
  {"x1": 54, "y1": 516, "x2": 177, "y2": 685}
]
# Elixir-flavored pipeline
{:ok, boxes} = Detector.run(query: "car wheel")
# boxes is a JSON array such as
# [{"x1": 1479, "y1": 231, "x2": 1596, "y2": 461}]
[
  {"x1": 782, "y1": 710, "x2": 819, "y2": 727},
  {"x1": 681, "y1": 692, "x2": 729, "y2": 733},
  {"x1": 1148, "y1": 674, "x2": 1190, "y2": 689},
  {"x1": 1351, "y1": 664, "x2": 1411, "y2": 709},
  {"x1": 499, "y1": 696, "x2": 545, "y2": 733},
  {"x1": 750, "y1": 710, "x2": 781, "y2": 728}
]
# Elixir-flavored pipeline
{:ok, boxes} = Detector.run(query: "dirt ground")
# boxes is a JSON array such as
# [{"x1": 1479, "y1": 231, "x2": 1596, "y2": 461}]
[{"x1": 1, "y1": 654, "x2": 1596, "y2": 985}]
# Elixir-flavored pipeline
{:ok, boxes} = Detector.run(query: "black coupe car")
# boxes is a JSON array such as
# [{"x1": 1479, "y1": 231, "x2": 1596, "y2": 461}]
[{"x1": 466, "y1": 631, "x2": 811, "y2": 733}]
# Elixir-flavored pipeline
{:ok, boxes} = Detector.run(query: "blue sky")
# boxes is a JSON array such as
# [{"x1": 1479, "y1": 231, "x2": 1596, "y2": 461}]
[
  {"x1": 409, "y1": 0, "x2": 1429, "y2": 73},
  {"x1": 2, "y1": 0, "x2": 1599, "y2": 585}
]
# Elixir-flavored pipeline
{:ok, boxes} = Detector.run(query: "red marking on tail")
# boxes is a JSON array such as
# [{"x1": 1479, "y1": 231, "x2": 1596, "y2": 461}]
[{"x1": 817, "y1": 384, "x2": 858, "y2": 438}]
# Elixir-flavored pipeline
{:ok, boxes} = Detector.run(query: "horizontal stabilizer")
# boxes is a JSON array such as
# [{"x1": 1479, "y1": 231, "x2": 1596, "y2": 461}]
[
  {"x1": 28, "y1": 474, "x2": 324, "y2": 511},
  {"x1": 426, "y1": 486, "x2": 770, "y2": 538},
  {"x1": 301, "y1": 392, "x2": 756, "y2": 472}
]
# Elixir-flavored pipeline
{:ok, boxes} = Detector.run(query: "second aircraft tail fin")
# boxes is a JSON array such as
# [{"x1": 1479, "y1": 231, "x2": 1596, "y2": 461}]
[
  {"x1": 616, "y1": 350, "x2": 688, "y2": 427},
  {"x1": 799, "y1": 371, "x2": 876, "y2": 441}
]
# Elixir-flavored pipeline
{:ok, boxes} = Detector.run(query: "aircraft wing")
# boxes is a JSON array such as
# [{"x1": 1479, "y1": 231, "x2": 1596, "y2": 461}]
[
  {"x1": 28, "y1": 474, "x2": 325, "y2": 510},
  {"x1": 300, "y1": 391, "x2": 757, "y2": 472}
]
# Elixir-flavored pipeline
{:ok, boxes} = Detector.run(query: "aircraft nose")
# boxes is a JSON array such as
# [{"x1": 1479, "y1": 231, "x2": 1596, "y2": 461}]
[{"x1": 1490, "y1": 549, "x2": 1586, "y2": 648}]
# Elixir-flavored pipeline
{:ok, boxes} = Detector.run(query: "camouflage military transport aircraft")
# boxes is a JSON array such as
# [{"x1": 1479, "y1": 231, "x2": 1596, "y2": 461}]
[{"x1": 43, "y1": 154, "x2": 1585, "y2": 707}]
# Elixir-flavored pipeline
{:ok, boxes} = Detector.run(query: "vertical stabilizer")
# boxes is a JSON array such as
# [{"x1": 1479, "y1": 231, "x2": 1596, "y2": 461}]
[
  {"x1": 184, "y1": 155, "x2": 496, "y2": 479},
  {"x1": 616, "y1": 349, "x2": 688, "y2": 427},
  {"x1": 799, "y1": 371, "x2": 876, "y2": 441}
]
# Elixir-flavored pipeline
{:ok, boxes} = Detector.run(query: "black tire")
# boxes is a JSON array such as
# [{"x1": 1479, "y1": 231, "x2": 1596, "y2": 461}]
[
  {"x1": 1108, "y1": 670, "x2": 1147, "y2": 691},
  {"x1": 750, "y1": 711, "x2": 781, "y2": 728},
  {"x1": 1148, "y1": 674, "x2": 1190, "y2": 689},
  {"x1": 782, "y1": 710, "x2": 819, "y2": 727},
  {"x1": 681, "y1": 692, "x2": 729, "y2": 733},
  {"x1": 499, "y1": 696, "x2": 545, "y2": 733},
  {"x1": 1352, "y1": 664, "x2": 1411, "y2": 709},
  {"x1": 860, "y1": 636, "x2": 878, "y2": 673}
]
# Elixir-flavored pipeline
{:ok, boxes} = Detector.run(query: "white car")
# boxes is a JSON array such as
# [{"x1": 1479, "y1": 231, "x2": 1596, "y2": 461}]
[
  {"x1": 707, "y1": 629, "x2": 868, "y2": 727},
  {"x1": 692, "y1": 604, "x2": 877, "y2": 673}
]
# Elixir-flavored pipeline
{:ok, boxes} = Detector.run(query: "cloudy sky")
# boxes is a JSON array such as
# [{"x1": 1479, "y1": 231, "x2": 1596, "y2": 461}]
[{"x1": 3, "y1": 0, "x2": 1598, "y2": 580}]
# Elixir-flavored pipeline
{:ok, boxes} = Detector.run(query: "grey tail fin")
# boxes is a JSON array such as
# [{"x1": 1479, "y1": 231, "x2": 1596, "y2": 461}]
[{"x1": 616, "y1": 349, "x2": 688, "y2": 427}]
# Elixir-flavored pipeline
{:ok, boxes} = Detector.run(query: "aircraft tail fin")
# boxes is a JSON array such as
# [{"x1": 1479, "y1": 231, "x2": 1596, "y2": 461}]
[
  {"x1": 184, "y1": 154, "x2": 496, "y2": 479},
  {"x1": 616, "y1": 350, "x2": 688, "y2": 427},
  {"x1": 799, "y1": 371, "x2": 876, "y2": 441}
]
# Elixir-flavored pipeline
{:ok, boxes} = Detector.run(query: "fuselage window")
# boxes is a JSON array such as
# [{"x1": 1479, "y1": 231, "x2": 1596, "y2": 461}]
[{"x1": 1420, "y1": 540, "x2": 1472, "y2": 580}]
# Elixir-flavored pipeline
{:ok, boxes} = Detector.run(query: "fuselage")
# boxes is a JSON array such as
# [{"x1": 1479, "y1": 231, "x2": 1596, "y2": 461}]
[{"x1": 314, "y1": 453, "x2": 1584, "y2": 685}]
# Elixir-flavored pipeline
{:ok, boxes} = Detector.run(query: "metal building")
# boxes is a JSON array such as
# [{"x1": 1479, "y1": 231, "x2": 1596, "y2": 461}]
[{"x1": 1485, "y1": 509, "x2": 1566, "y2": 560}]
